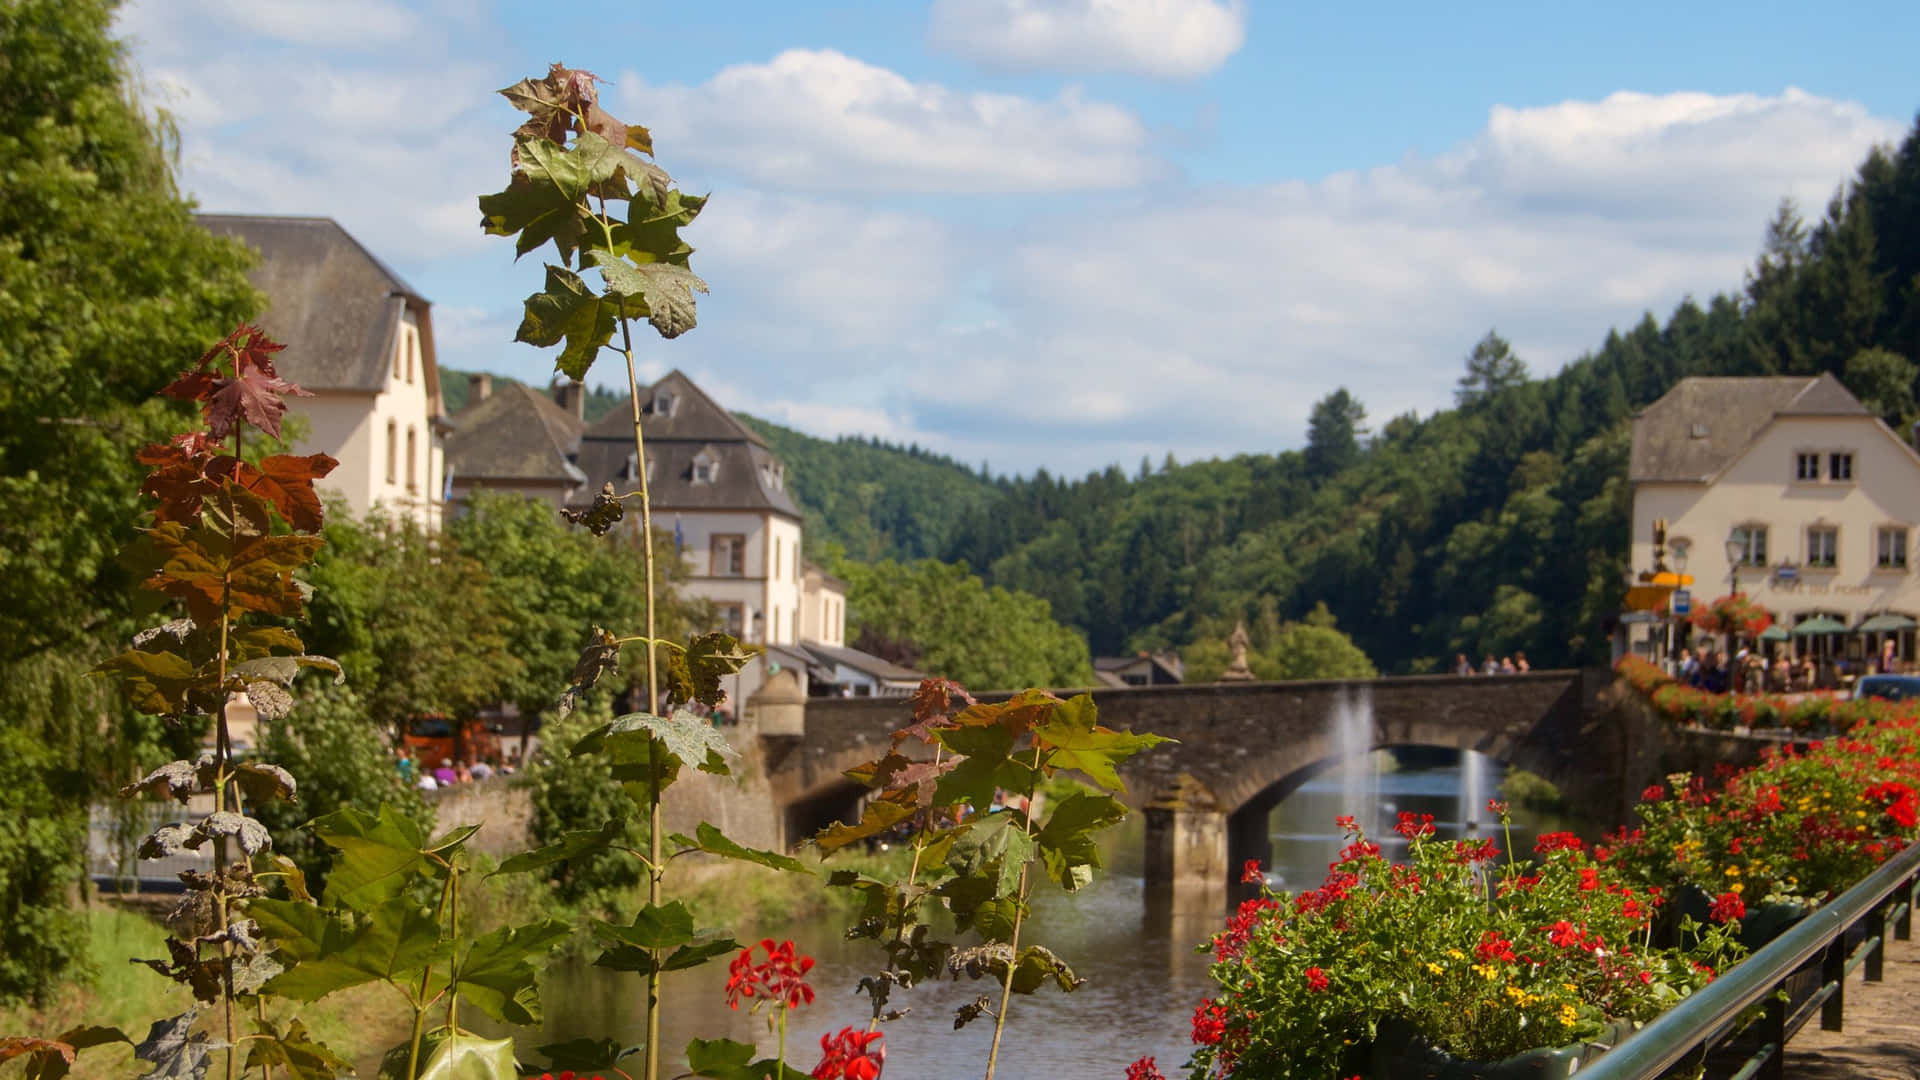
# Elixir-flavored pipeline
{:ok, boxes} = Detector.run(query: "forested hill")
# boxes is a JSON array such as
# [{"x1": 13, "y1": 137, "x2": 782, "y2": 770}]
[
  {"x1": 732, "y1": 414, "x2": 1001, "y2": 561},
  {"x1": 751, "y1": 114, "x2": 1920, "y2": 674}
]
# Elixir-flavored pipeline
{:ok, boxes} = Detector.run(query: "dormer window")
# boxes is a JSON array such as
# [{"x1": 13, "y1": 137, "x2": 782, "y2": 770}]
[
  {"x1": 652, "y1": 391, "x2": 677, "y2": 418},
  {"x1": 691, "y1": 451, "x2": 715, "y2": 484}
]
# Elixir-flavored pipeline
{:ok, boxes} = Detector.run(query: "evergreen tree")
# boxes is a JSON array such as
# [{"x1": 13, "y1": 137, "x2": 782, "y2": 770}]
[
  {"x1": 1455, "y1": 330, "x2": 1529, "y2": 407},
  {"x1": 1303, "y1": 387, "x2": 1367, "y2": 482}
]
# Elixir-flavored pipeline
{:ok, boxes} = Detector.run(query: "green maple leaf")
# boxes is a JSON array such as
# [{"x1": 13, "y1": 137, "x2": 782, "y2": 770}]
[
  {"x1": 514, "y1": 265, "x2": 616, "y2": 380},
  {"x1": 1034, "y1": 792, "x2": 1128, "y2": 891},
  {"x1": 933, "y1": 724, "x2": 1016, "y2": 811},
  {"x1": 242, "y1": 1020, "x2": 350, "y2": 1080},
  {"x1": 310, "y1": 806, "x2": 429, "y2": 909},
  {"x1": 413, "y1": 1032, "x2": 516, "y2": 1080},
  {"x1": 453, "y1": 920, "x2": 571, "y2": 1025},
  {"x1": 575, "y1": 708, "x2": 736, "y2": 779},
  {"x1": 490, "y1": 818, "x2": 625, "y2": 877},
  {"x1": 587, "y1": 254, "x2": 707, "y2": 340},
  {"x1": 94, "y1": 647, "x2": 196, "y2": 716},
  {"x1": 608, "y1": 189, "x2": 706, "y2": 266},
  {"x1": 682, "y1": 632, "x2": 751, "y2": 706},
  {"x1": 813, "y1": 794, "x2": 916, "y2": 854},
  {"x1": 669, "y1": 822, "x2": 807, "y2": 873},
  {"x1": 1032, "y1": 694, "x2": 1171, "y2": 793},
  {"x1": 596, "y1": 901, "x2": 695, "y2": 951},
  {"x1": 254, "y1": 896, "x2": 448, "y2": 1001}
]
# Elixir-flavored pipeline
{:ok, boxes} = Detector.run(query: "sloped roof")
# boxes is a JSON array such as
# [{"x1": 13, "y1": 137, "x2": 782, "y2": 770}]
[
  {"x1": 583, "y1": 369, "x2": 768, "y2": 446},
  {"x1": 574, "y1": 370, "x2": 797, "y2": 516},
  {"x1": 1630, "y1": 373, "x2": 1872, "y2": 483},
  {"x1": 196, "y1": 214, "x2": 424, "y2": 394},
  {"x1": 446, "y1": 382, "x2": 584, "y2": 483},
  {"x1": 799, "y1": 642, "x2": 926, "y2": 683}
]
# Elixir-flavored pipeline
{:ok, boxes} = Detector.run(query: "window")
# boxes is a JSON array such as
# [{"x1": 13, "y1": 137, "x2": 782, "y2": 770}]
[
  {"x1": 716, "y1": 603, "x2": 744, "y2": 638},
  {"x1": 691, "y1": 454, "x2": 714, "y2": 484},
  {"x1": 392, "y1": 334, "x2": 402, "y2": 379},
  {"x1": 406, "y1": 427, "x2": 418, "y2": 492},
  {"x1": 794, "y1": 544, "x2": 800, "y2": 582},
  {"x1": 1830, "y1": 452, "x2": 1855, "y2": 481},
  {"x1": 773, "y1": 537, "x2": 782, "y2": 580},
  {"x1": 386, "y1": 421, "x2": 398, "y2": 484},
  {"x1": 772, "y1": 606, "x2": 782, "y2": 644},
  {"x1": 1879, "y1": 527, "x2": 1910, "y2": 570},
  {"x1": 1807, "y1": 525, "x2": 1838, "y2": 569},
  {"x1": 1731, "y1": 524, "x2": 1768, "y2": 567},
  {"x1": 1796, "y1": 452, "x2": 1821, "y2": 481},
  {"x1": 405, "y1": 326, "x2": 416, "y2": 385},
  {"x1": 653, "y1": 391, "x2": 676, "y2": 417},
  {"x1": 710, "y1": 534, "x2": 745, "y2": 577}
]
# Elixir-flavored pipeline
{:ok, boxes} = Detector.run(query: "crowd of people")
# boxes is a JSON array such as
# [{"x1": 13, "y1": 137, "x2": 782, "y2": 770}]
[
  {"x1": 1451, "y1": 652, "x2": 1531, "y2": 676},
  {"x1": 392, "y1": 745, "x2": 519, "y2": 791},
  {"x1": 1675, "y1": 637, "x2": 1899, "y2": 694}
]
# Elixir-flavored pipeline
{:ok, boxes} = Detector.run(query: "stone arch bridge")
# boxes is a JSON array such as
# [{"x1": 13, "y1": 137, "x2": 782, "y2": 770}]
[{"x1": 751, "y1": 669, "x2": 1638, "y2": 906}]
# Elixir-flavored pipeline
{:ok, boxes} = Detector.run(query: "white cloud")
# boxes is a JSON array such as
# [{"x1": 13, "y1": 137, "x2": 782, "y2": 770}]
[
  {"x1": 928, "y1": 0, "x2": 1247, "y2": 79},
  {"x1": 619, "y1": 49, "x2": 1161, "y2": 194},
  {"x1": 119, "y1": 0, "x2": 422, "y2": 52},
  {"x1": 714, "y1": 89, "x2": 1901, "y2": 474}
]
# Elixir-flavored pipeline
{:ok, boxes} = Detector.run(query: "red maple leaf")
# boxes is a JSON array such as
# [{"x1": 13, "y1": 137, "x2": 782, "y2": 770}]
[
  {"x1": 213, "y1": 453, "x2": 338, "y2": 532},
  {"x1": 204, "y1": 367, "x2": 311, "y2": 441},
  {"x1": 137, "y1": 434, "x2": 222, "y2": 524}
]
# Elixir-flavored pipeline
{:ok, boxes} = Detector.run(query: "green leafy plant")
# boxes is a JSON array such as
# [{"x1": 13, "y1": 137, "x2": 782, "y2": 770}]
[
  {"x1": 477, "y1": 64, "x2": 812, "y2": 1080},
  {"x1": 813, "y1": 679, "x2": 1169, "y2": 1079}
]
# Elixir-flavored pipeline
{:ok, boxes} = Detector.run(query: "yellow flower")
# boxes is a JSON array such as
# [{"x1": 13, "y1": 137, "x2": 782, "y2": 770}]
[
  {"x1": 1730, "y1": 883, "x2": 1745, "y2": 894},
  {"x1": 1427, "y1": 962, "x2": 1443, "y2": 975},
  {"x1": 1473, "y1": 963, "x2": 1499, "y2": 981},
  {"x1": 1725, "y1": 865, "x2": 1740, "y2": 877},
  {"x1": 1559, "y1": 1004, "x2": 1578, "y2": 1026},
  {"x1": 1447, "y1": 949, "x2": 1466, "y2": 960}
]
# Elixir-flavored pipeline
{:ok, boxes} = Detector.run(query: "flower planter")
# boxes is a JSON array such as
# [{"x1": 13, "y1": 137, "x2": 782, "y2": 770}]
[{"x1": 1366, "y1": 1016, "x2": 1636, "y2": 1080}]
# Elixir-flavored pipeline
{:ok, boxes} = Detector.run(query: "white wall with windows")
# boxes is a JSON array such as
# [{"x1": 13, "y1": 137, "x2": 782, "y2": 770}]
[
  {"x1": 1632, "y1": 413, "x2": 1920, "y2": 660},
  {"x1": 294, "y1": 314, "x2": 443, "y2": 530}
]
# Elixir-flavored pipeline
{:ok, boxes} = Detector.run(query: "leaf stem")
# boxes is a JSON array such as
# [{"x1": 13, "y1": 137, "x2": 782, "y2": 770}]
[
  {"x1": 622, "y1": 325, "x2": 664, "y2": 1080},
  {"x1": 406, "y1": 871, "x2": 456, "y2": 1080},
  {"x1": 983, "y1": 746, "x2": 1044, "y2": 1080}
]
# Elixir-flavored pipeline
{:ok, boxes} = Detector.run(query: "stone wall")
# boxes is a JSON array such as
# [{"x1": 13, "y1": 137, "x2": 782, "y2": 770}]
[{"x1": 423, "y1": 776, "x2": 533, "y2": 859}]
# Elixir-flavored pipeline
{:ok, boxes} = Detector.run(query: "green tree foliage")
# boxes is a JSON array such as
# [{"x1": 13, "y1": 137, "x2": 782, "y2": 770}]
[
  {"x1": 1843, "y1": 345, "x2": 1917, "y2": 424},
  {"x1": 0, "y1": 0, "x2": 257, "y2": 1002},
  {"x1": 0, "y1": 0, "x2": 259, "y2": 660},
  {"x1": 306, "y1": 510, "x2": 521, "y2": 739},
  {"x1": 735, "y1": 413, "x2": 1000, "y2": 562},
  {"x1": 1303, "y1": 388, "x2": 1367, "y2": 482},
  {"x1": 448, "y1": 491, "x2": 704, "y2": 722},
  {"x1": 517, "y1": 700, "x2": 647, "y2": 901},
  {"x1": 1183, "y1": 603, "x2": 1377, "y2": 683},
  {"x1": 836, "y1": 558, "x2": 1094, "y2": 689},
  {"x1": 251, "y1": 684, "x2": 432, "y2": 886},
  {"x1": 1455, "y1": 330, "x2": 1530, "y2": 408}
]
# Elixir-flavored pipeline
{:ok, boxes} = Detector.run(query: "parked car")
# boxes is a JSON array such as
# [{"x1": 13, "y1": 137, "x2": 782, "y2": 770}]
[{"x1": 1852, "y1": 674, "x2": 1920, "y2": 702}]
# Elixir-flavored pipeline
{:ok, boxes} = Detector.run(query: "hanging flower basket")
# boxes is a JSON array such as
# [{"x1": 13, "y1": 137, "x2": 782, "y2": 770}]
[
  {"x1": 1367, "y1": 1015, "x2": 1636, "y2": 1080},
  {"x1": 1689, "y1": 594, "x2": 1773, "y2": 639}
]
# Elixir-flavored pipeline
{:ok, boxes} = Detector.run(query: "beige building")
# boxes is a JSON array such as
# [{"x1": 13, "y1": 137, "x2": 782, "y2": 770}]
[
  {"x1": 1628, "y1": 373, "x2": 1920, "y2": 663},
  {"x1": 198, "y1": 215, "x2": 448, "y2": 530}
]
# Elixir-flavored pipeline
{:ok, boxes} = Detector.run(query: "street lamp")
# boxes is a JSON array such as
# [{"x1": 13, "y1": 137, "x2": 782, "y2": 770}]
[{"x1": 1725, "y1": 535, "x2": 1746, "y2": 596}]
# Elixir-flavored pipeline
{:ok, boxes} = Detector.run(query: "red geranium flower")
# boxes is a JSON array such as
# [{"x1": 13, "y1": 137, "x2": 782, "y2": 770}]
[
  {"x1": 1394, "y1": 811, "x2": 1436, "y2": 839},
  {"x1": 1241, "y1": 858, "x2": 1264, "y2": 884},
  {"x1": 811, "y1": 1026, "x2": 884, "y2": 1080},
  {"x1": 1304, "y1": 966, "x2": 1330, "y2": 993},
  {"x1": 1709, "y1": 891, "x2": 1745, "y2": 924},
  {"x1": 1534, "y1": 832, "x2": 1584, "y2": 854},
  {"x1": 1125, "y1": 1057, "x2": 1168, "y2": 1080},
  {"x1": 726, "y1": 939, "x2": 816, "y2": 1010},
  {"x1": 1191, "y1": 1000, "x2": 1229, "y2": 1045}
]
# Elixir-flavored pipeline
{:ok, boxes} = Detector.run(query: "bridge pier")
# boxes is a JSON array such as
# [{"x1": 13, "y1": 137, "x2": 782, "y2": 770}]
[{"x1": 1144, "y1": 774, "x2": 1227, "y2": 913}]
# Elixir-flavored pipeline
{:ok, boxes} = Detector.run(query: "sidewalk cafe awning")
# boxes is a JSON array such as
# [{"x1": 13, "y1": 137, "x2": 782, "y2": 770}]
[
  {"x1": 1791, "y1": 615, "x2": 1849, "y2": 636},
  {"x1": 1758, "y1": 625, "x2": 1790, "y2": 642},
  {"x1": 1858, "y1": 613, "x2": 1918, "y2": 633}
]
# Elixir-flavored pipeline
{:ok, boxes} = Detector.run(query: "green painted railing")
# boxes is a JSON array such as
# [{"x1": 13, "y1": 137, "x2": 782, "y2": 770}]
[{"x1": 1579, "y1": 838, "x2": 1920, "y2": 1080}]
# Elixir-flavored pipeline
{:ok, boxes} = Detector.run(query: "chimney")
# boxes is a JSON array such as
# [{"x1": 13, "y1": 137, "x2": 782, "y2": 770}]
[
  {"x1": 553, "y1": 379, "x2": 585, "y2": 420},
  {"x1": 467, "y1": 372, "x2": 492, "y2": 403}
]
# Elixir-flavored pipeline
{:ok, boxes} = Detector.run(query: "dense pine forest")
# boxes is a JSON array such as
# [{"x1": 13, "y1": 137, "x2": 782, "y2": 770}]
[{"x1": 740, "y1": 115, "x2": 1920, "y2": 673}]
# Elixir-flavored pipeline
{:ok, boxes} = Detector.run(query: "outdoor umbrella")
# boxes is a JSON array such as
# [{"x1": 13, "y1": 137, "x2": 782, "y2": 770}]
[
  {"x1": 1758, "y1": 625, "x2": 1790, "y2": 642},
  {"x1": 1790, "y1": 615, "x2": 1849, "y2": 636},
  {"x1": 1857, "y1": 612, "x2": 1918, "y2": 633}
]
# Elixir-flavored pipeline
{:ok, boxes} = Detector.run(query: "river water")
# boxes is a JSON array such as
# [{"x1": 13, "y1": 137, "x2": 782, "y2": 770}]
[{"x1": 506, "y1": 750, "x2": 1573, "y2": 1079}]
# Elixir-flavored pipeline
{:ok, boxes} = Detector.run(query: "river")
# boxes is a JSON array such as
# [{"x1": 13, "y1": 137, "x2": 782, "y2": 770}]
[{"x1": 503, "y1": 750, "x2": 1575, "y2": 1079}]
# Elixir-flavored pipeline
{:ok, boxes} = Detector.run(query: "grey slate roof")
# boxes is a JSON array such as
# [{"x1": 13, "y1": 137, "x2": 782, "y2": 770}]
[
  {"x1": 446, "y1": 383, "x2": 585, "y2": 483},
  {"x1": 196, "y1": 214, "x2": 426, "y2": 394},
  {"x1": 799, "y1": 642, "x2": 926, "y2": 683},
  {"x1": 1629, "y1": 374, "x2": 1872, "y2": 483},
  {"x1": 573, "y1": 370, "x2": 799, "y2": 517}
]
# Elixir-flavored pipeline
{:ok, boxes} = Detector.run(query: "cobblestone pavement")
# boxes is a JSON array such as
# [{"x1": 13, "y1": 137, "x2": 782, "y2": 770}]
[{"x1": 1783, "y1": 929, "x2": 1920, "y2": 1079}]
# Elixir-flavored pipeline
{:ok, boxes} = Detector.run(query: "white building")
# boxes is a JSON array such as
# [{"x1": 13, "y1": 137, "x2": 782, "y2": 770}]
[
  {"x1": 1628, "y1": 373, "x2": 1920, "y2": 665},
  {"x1": 197, "y1": 215, "x2": 448, "y2": 530}
]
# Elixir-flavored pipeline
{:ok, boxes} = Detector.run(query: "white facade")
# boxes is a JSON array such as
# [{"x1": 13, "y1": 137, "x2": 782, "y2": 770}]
[
  {"x1": 1631, "y1": 412, "x2": 1920, "y2": 661},
  {"x1": 800, "y1": 564, "x2": 848, "y2": 646},
  {"x1": 298, "y1": 315, "x2": 444, "y2": 531}
]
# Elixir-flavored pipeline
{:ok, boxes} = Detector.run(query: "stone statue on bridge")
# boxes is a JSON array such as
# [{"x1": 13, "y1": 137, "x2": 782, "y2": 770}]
[{"x1": 1221, "y1": 620, "x2": 1255, "y2": 681}]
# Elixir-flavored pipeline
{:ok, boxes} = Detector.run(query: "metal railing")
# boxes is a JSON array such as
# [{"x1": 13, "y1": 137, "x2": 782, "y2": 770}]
[{"x1": 1580, "y1": 838, "x2": 1920, "y2": 1080}]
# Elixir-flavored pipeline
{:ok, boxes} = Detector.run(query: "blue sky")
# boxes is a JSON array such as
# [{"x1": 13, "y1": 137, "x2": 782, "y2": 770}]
[{"x1": 118, "y1": 0, "x2": 1917, "y2": 476}]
